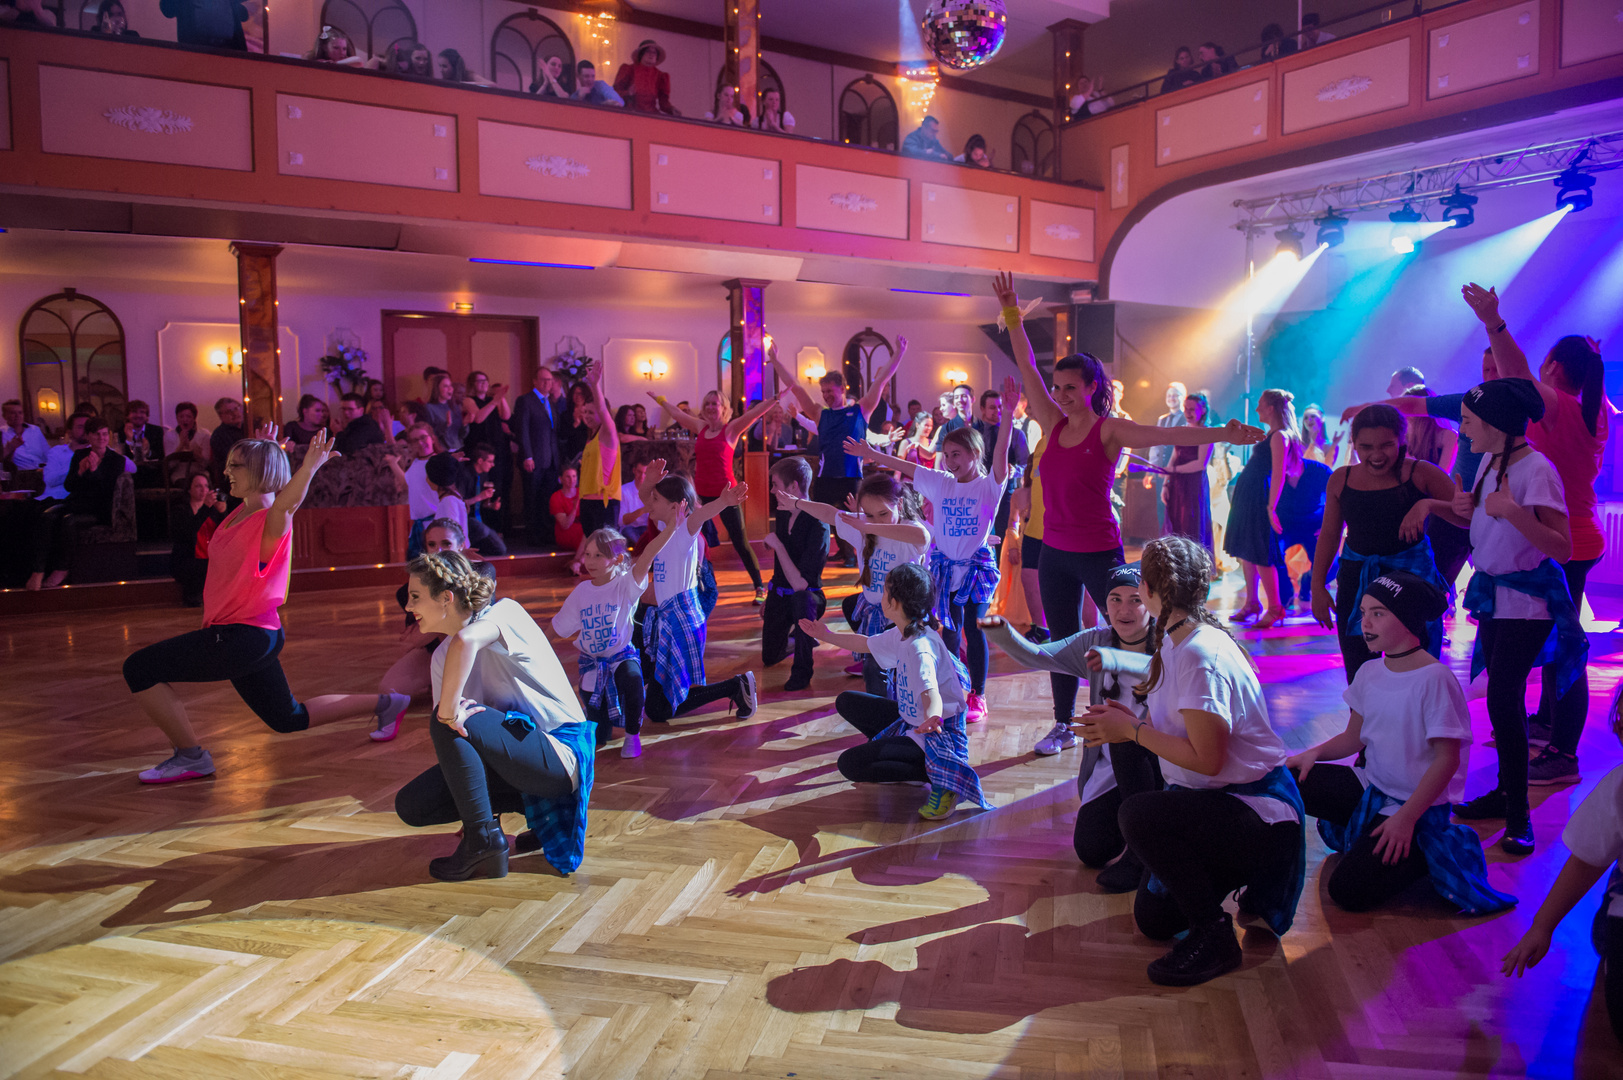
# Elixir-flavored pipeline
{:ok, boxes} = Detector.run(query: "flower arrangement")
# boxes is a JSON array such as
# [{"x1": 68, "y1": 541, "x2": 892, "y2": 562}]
[
  {"x1": 319, "y1": 344, "x2": 370, "y2": 392},
  {"x1": 549, "y1": 335, "x2": 591, "y2": 385}
]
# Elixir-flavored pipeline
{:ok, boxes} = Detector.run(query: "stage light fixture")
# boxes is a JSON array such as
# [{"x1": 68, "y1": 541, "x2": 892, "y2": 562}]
[
  {"x1": 1314, "y1": 210, "x2": 1347, "y2": 249},
  {"x1": 1439, "y1": 186, "x2": 1478, "y2": 229},
  {"x1": 1388, "y1": 203, "x2": 1423, "y2": 253},
  {"x1": 1555, "y1": 167, "x2": 1595, "y2": 213},
  {"x1": 1273, "y1": 226, "x2": 1305, "y2": 261}
]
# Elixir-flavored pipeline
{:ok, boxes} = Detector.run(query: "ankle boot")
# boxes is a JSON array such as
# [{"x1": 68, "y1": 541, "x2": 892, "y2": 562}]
[{"x1": 429, "y1": 818, "x2": 509, "y2": 881}]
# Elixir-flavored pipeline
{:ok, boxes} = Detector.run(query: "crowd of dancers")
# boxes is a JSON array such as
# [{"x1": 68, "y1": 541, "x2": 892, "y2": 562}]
[{"x1": 113, "y1": 275, "x2": 1622, "y2": 1013}]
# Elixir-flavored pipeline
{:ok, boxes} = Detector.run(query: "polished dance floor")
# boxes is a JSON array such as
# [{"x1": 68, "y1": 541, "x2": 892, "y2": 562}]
[{"x1": 2, "y1": 556, "x2": 1621, "y2": 1079}]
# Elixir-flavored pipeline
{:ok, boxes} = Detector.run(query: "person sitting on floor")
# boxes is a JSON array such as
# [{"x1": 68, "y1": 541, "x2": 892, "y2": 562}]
[{"x1": 1288, "y1": 572, "x2": 1517, "y2": 915}]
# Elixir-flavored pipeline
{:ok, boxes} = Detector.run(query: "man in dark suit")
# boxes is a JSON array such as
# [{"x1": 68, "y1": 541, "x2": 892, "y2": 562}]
[
  {"x1": 120, "y1": 400, "x2": 166, "y2": 468},
  {"x1": 332, "y1": 393, "x2": 385, "y2": 456},
  {"x1": 511, "y1": 364, "x2": 565, "y2": 545},
  {"x1": 972, "y1": 387, "x2": 1029, "y2": 545}
]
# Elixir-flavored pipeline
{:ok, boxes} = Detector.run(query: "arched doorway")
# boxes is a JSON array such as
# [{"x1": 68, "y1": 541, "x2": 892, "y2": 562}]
[
  {"x1": 1012, "y1": 111, "x2": 1056, "y2": 178},
  {"x1": 491, "y1": 11, "x2": 576, "y2": 94},
  {"x1": 838, "y1": 76, "x2": 899, "y2": 151},
  {"x1": 318, "y1": 0, "x2": 418, "y2": 61},
  {"x1": 18, "y1": 288, "x2": 128, "y2": 435}
]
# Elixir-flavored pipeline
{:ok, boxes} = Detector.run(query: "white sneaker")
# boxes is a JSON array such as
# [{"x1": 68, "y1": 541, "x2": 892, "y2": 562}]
[
  {"x1": 138, "y1": 747, "x2": 215, "y2": 784},
  {"x1": 621, "y1": 733, "x2": 642, "y2": 758},
  {"x1": 1034, "y1": 722, "x2": 1077, "y2": 756}
]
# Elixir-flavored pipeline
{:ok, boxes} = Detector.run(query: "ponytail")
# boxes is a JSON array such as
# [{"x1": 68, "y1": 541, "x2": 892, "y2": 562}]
[
  {"x1": 1133, "y1": 536, "x2": 1235, "y2": 697},
  {"x1": 1548, "y1": 335, "x2": 1604, "y2": 437},
  {"x1": 882, "y1": 562, "x2": 939, "y2": 640},
  {"x1": 852, "y1": 473, "x2": 925, "y2": 590},
  {"x1": 1055, "y1": 352, "x2": 1112, "y2": 417}
]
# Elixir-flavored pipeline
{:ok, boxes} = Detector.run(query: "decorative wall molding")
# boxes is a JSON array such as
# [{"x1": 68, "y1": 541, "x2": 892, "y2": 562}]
[
  {"x1": 1316, "y1": 75, "x2": 1373, "y2": 102},
  {"x1": 525, "y1": 154, "x2": 590, "y2": 179},
  {"x1": 1043, "y1": 223, "x2": 1082, "y2": 240},
  {"x1": 828, "y1": 192, "x2": 878, "y2": 212},
  {"x1": 104, "y1": 105, "x2": 193, "y2": 134}
]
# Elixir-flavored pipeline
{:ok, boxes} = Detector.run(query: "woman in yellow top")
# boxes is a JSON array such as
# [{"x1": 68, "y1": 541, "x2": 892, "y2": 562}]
[{"x1": 570, "y1": 361, "x2": 621, "y2": 576}]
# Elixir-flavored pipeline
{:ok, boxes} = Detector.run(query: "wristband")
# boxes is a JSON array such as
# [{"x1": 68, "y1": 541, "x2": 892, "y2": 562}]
[
  {"x1": 1002, "y1": 305, "x2": 1022, "y2": 325},
  {"x1": 1133, "y1": 721, "x2": 1147, "y2": 744},
  {"x1": 1489, "y1": 321, "x2": 1507, "y2": 334},
  {"x1": 655, "y1": 394, "x2": 667, "y2": 406}
]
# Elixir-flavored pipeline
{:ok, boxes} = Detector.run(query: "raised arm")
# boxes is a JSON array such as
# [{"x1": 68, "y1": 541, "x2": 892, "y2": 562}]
[
  {"x1": 637, "y1": 457, "x2": 667, "y2": 505},
  {"x1": 798, "y1": 618, "x2": 871, "y2": 654},
  {"x1": 845, "y1": 436, "x2": 917, "y2": 479},
  {"x1": 685, "y1": 481, "x2": 747, "y2": 536},
  {"x1": 585, "y1": 361, "x2": 618, "y2": 489},
  {"x1": 992, "y1": 272, "x2": 1061, "y2": 433},
  {"x1": 785, "y1": 494, "x2": 839, "y2": 525},
  {"x1": 1340, "y1": 396, "x2": 1428, "y2": 425},
  {"x1": 726, "y1": 389, "x2": 787, "y2": 445},
  {"x1": 1104, "y1": 415, "x2": 1264, "y2": 453},
  {"x1": 857, "y1": 335, "x2": 908, "y2": 415},
  {"x1": 650, "y1": 391, "x2": 705, "y2": 436},
  {"x1": 835, "y1": 509, "x2": 929, "y2": 547},
  {"x1": 629, "y1": 500, "x2": 686, "y2": 585},
  {"x1": 992, "y1": 375, "x2": 1018, "y2": 487},
  {"x1": 263, "y1": 429, "x2": 337, "y2": 559},
  {"x1": 770, "y1": 340, "x2": 821, "y2": 422}
]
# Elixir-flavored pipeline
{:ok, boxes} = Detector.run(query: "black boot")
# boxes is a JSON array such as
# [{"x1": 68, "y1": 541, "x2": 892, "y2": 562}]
[
  {"x1": 1501, "y1": 811, "x2": 1535, "y2": 856},
  {"x1": 429, "y1": 818, "x2": 509, "y2": 881},
  {"x1": 1146, "y1": 912, "x2": 1242, "y2": 986},
  {"x1": 1453, "y1": 788, "x2": 1508, "y2": 820},
  {"x1": 1095, "y1": 849, "x2": 1145, "y2": 893}
]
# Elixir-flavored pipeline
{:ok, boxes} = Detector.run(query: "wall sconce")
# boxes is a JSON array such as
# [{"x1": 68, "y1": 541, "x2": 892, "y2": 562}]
[
  {"x1": 636, "y1": 357, "x2": 669, "y2": 380},
  {"x1": 209, "y1": 347, "x2": 242, "y2": 374},
  {"x1": 37, "y1": 388, "x2": 61, "y2": 418},
  {"x1": 944, "y1": 367, "x2": 969, "y2": 385},
  {"x1": 803, "y1": 363, "x2": 826, "y2": 383},
  {"x1": 452, "y1": 301, "x2": 474, "y2": 313}
]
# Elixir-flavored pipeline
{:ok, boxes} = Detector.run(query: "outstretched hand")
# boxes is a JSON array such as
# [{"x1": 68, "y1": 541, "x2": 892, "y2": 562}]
[
  {"x1": 1002, "y1": 373, "x2": 1022, "y2": 408},
  {"x1": 842, "y1": 436, "x2": 872, "y2": 460},
  {"x1": 1223, "y1": 420, "x2": 1266, "y2": 445},
  {"x1": 724, "y1": 481, "x2": 749, "y2": 507},
  {"x1": 303, "y1": 427, "x2": 338, "y2": 471},
  {"x1": 1462, "y1": 282, "x2": 1502, "y2": 327},
  {"x1": 797, "y1": 618, "x2": 830, "y2": 642},
  {"x1": 895, "y1": 334, "x2": 908, "y2": 357},
  {"x1": 976, "y1": 615, "x2": 1006, "y2": 629},
  {"x1": 992, "y1": 271, "x2": 1017, "y2": 308},
  {"x1": 644, "y1": 457, "x2": 668, "y2": 487}
]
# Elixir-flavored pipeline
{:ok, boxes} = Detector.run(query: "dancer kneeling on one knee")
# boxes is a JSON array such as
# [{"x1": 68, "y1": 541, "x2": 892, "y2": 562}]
[
  {"x1": 1288, "y1": 572, "x2": 1516, "y2": 915},
  {"x1": 982, "y1": 562, "x2": 1157, "y2": 892},
  {"x1": 393, "y1": 550, "x2": 596, "y2": 880},
  {"x1": 1076, "y1": 535, "x2": 1305, "y2": 988},
  {"x1": 799, "y1": 562, "x2": 987, "y2": 820},
  {"x1": 553, "y1": 519, "x2": 684, "y2": 759}
]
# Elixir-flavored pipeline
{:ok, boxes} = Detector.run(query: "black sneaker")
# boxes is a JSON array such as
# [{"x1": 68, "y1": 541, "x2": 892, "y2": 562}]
[
  {"x1": 1095, "y1": 851, "x2": 1144, "y2": 894},
  {"x1": 1501, "y1": 813, "x2": 1535, "y2": 855},
  {"x1": 1146, "y1": 913, "x2": 1242, "y2": 987},
  {"x1": 1528, "y1": 746, "x2": 1580, "y2": 786},
  {"x1": 1454, "y1": 789, "x2": 1508, "y2": 820},
  {"x1": 1026, "y1": 625, "x2": 1051, "y2": 644},
  {"x1": 735, "y1": 671, "x2": 759, "y2": 719},
  {"x1": 783, "y1": 675, "x2": 812, "y2": 692},
  {"x1": 1527, "y1": 717, "x2": 1553, "y2": 749}
]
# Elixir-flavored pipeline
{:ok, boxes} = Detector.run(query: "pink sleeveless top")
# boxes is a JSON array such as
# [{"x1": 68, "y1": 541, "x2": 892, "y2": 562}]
[
  {"x1": 202, "y1": 508, "x2": 292, "y2": 630},
  {"x1": 1038, "y1": 415, "x2": 1122, "y2": 553},
  {"x1": 693, "y1": 427, "x2": 735, "y2": 498}
]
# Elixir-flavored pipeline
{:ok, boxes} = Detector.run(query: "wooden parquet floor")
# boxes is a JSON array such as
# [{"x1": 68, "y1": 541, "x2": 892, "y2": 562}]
[{"x1": 3, "y1": 558, "x2": 1622, "y2": 1079}]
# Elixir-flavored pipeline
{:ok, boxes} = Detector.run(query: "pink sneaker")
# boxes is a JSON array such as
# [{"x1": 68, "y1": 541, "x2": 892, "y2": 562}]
[
  {"x1": 843, "y1": 659, "x2": 866, "y2": 677},
  {"x1": 966, "y1": 692, "x2": 987, "y2": 723}
]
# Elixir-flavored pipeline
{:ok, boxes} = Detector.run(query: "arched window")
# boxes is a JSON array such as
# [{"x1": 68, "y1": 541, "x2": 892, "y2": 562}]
[
  {"x1": 318, "y1": 0, "x2": 417, "y2": 61},
  {"x1": 491, "y1": 12, "x2": 576, "y2": 95},
  {"x1": 19, "y1": 289, "x2": 127, "y2": 435},
  {"x1": 838, "y1": 76, "x2": 899, "y2": 151},
  {"x1": 842, "y1": 328, "x2": 894, "y2": 410},
  {"x1": 713, "y1": 59, "x2": 785, "y2": 123},
  {"x1": 1012, "y1": 111, "x2": 1056, "y2": 179}
]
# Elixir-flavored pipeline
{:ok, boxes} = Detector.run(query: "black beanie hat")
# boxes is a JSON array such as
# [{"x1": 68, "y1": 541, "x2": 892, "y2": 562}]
[
  {"x1": 425, "y1": 452, "x2": 460, "y2": 489},
  {"x1": 1463, "y1": 378, "x2": 1545, "y2": 438},
  {"x1": 1105, "y1": 563, "x2": 1142, "y2": 593},
  {"x1": 1363, "y1": 571, "x2": 1447, "y2": 647}
]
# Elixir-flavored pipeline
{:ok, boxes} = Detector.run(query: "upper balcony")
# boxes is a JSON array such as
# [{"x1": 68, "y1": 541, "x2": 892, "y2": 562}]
[{"x1": 0, "y1": 21, "x2": 1100, "y2": 290}]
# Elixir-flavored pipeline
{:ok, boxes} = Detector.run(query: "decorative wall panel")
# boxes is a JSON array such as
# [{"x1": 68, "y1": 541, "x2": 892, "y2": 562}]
[
  {"x1": 1155, "y1": 81, "x2": 1268, "y2": 165},
  {"x1": 1109, "y1": 144, "x2": 1129, "y2": 210},
  {"x1": 1282, "y1": 38, "x2": 1412, "y2": 134},
  {"x1": 921, "y1": 184, "x2": 1018, "y2": 252},
  {"x1": 1429, "y1": 3, "x2": 1540, "y2": 98},
  {"x1": 1560, "y1": 0, "x2": 1623, "y2": 67},
  {"x1": 649, "y1": 144, "x2": 781, "y2": 224},
  {"x1": 794, "y1": 164, "x2": 908, "y2": 239},
  {"x1": 38, "y1": 65, "x2": 251, "y2": 170},
  {"x1": 1029, "y1": 200, "x2": 1095, "y2": 262},
  {"x1": 476, "y1": 120, "x2": 631, "y2": 209},
  {"x1": 278, "y1": 94, "x2": 456, "y2": 190}
]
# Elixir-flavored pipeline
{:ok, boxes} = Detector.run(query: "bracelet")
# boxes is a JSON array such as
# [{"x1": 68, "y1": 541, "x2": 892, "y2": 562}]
[
  {"x1": 1489, "y1": 321, "x2": 1507, "y2": 334},
  {"x1": 436, "y1": 712, "x2": 459, "y2": 724},
  {"x1": 1133, "y1": 721, "x2": 1147, "y2": 744}
]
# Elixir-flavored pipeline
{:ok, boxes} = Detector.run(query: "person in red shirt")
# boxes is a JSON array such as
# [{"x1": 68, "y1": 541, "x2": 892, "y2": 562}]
[
  {"x1": 551, "y1": 464, "x2": 585, "y2": 557},
  {"x1": 1463, "y1": 283, "x2": 1612, "y2": 786},
  {"x1": 614, "y1": 40, "x2": 675, "y2": 115}
]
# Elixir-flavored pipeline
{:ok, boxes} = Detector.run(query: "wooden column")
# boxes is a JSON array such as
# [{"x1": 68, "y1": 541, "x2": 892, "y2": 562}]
[
  {"x1": 231, "y1": 242, "x2": 283, "y2": 432},
  {"x1": 723, "y1": 0, "x2": 761, "y2": 121},
  {"x1": 1049, "y1": 19, "x2": 1087, "y2": 179},
  {"x1": 725, "y1": 276, "x2": 771, "y2": 535}
]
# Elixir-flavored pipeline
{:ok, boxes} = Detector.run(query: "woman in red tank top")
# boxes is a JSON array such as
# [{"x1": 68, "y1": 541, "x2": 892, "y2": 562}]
[
  {"x1": 1463, "y1": 283, "x2": 1612, "y2": 781},
  {"x1": 993, "y1": 273, "x2": 1265, "y2": 757},
  {"x1": 654, "y1": 387, "x2": 788, "y2": 604}
]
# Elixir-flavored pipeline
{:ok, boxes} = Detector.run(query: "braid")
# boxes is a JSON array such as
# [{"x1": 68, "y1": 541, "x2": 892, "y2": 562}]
[
  {"x1": 1133, "y1": 535, "x2": 1235, "y2": 696},
  {"x1": 858, "y1": 532, "x2": 879, "y2": 591},
  {"x1": 1472, "y1": 439, "x2": 1522, "y2": 507}
]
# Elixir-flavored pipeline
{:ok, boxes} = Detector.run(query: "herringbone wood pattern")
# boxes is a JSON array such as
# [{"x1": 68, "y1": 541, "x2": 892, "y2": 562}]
[{"x1": 2, "y1": 562, "x2": 1621, "y2": 1079}]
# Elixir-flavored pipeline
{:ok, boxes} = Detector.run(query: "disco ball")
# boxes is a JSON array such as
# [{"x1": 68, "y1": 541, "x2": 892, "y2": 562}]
[{"x1": 921, "y1": 0, "x2": 1008, "y2": 71}]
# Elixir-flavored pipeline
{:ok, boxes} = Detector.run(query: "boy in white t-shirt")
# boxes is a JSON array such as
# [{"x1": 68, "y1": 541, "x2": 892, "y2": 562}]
[
  {"x1": 1288, "y1": 572, "x2": 1515, "y2": 915},
  {"x1": 800, "y1": 562, "x2": 985, "y2": 820}
]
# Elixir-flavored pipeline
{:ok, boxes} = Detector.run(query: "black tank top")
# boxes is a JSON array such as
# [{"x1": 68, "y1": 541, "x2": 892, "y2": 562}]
[{"x1": 1340, "y1": 461, "x2": 1426, "y2": 556}]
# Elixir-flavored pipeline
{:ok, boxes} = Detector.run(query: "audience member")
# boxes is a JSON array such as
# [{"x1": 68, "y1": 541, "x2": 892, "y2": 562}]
[
  {"x1": 120, "y1": 400, "x2": 165, "y2": 471},
  {"x1": 573, "y1": 60, "x2": 623, "y2": 106},
  {"x1": 1388, "y1": 365, "x2": 1426, "y2": 398},
  {"x1": 707, "y1": 84, "x2": 748, "y2": 126},
  {"x1": 903, "y1": 116, "x2": 951, "y2": 160},
  {"x1": 437, "y1": 49, "x2": 480, "y2": 84},
  {"x1": 551, "y1": 464, "x2": 585, "y2": 553},
  {"x1": 530, "y1": 54, "x2": 571, "y2": 97},
  {"x1": 1299, "y1": 12, "x2": 1335, "y2": 48},
  {"x1": 29, "y1": 418, "x2": 127, "y2": 590},
  {"x1": 513, "y1": 365, "x2": 567, "y2": 545},
  {"x1": 421, "y1": 373, "x2": 466, "y2": 452},
  {"x1": 171, "y1": 471, "x2": 226, "y2": 606},
  {"x1": 1195, "y1": 42, "x2": 1238, "y2": 80},
  {"x1": 333, "y1": 393, "x2": 385, "y2": 456},
  {"x1": 615, "y1": 40, "x2": 676, "y2": 115},
  {"x1": 280, "y1": 394, "x2": 330, "y2": 447},
  {"x1": 631, "y1": 402, "x2": 651, "y2": 436},
  {"x1": 93, "y1": 0, "x2": 139, "y2": 36},
  {"x1": 159, "y1": 0, "x2": 246, "y2": 49},
  {"x1": 209, "y1": 397, "x2": 246, "y2": 486},
  {"x1": 1, "y1": 0, "x2": 58, "y2": 27},
  {"x1": 370, "y1": 400, "x2": 403, "y2": 438},
  {"x1": 755, "y1": 87, "x2": 794, "y2": 133},
  {"x1": 37, "y1": 412, "x2": 95, "y2": 502},
  {"x1": 1068, "y1": 76, "x2": 1116, "y2": 118},
  {"x1": 309, "y1": 25, "x2": 366, "y2": 66},
  {"x1": 1161, "y1": 46, "x2": 1200, "y2": 93},
  {"x1": 2, "y1": 398, "x2": 50, "y2": 472},
  {"x1": 957, "y1": 134, "x2": 994, "y2": 168},
  {"x1": 365, "y1": 378, "x2": 387, "y2": 406},
  {"x1": 973, "y1": 386, "x2": 1030, "y2": 543},
  {"x1": 163, "y1": 401, "x2": 210, "y2": 478},
  {"x1": 620, "y1": 460, "x2": 649, "y2": 543},
  {"x1": 1260, "y1": 23, "x2": 1298, "y2": 61},
  {"x1": 559, "y1": 381, "x2": 596, "y2": 465},
  {"x1": 383, "y1": 423, "x2": 443, "y2": 557}
]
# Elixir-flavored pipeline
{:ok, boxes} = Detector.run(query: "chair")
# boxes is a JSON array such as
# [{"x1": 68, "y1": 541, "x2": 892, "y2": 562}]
[{"x1": 68, "y1": 472, "x2": 139, "y2": 584}]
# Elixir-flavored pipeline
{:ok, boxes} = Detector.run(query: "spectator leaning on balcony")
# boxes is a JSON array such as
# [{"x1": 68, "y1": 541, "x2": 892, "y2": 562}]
[
  {"x1": 707, "y1": 84, "x2": 748, "y2": 126},
  {"x1": 903, "y1": 116, "x2": 951, "y2": 160},
  {"x1": 308, "y1": 26, "x2": 368, "y2": 66},
  {"x1": 1299, "y1": 13, "x2": 1335, "y2": 48},
  {"x1": 1160, "y1": 46, "x2": 1200, "y2": 93},
  {"x1": 437, "y1": 49, "x2": 493, "y2": 87},
  {"x1": 406, "y1": 43, "x2": 433, "y2": 77},
  {"x1": 615, "y1": 39, "x2": 677, "y2": 116},
  {"x1": 1068, "y1": 75, "x2": 1116, "y2": 118},
  {"x1": 0, "y1": 0, "x2": 58, "y2": 27},
  {"x1": 93, "y1": 0, "x2": 139, "y2": 37},
  {"x1": 1194, "y1": 42, "x2": 1238, "y2": 81},
  {"x1": 530, "y1": 54, "x2": 571, "y2": 97},
  {"x1": 573, "y1": 61, "x2": 623, "y2": 106},
  {"x1": 159, "y1": 0, "x2": 247, "y2": 50},
  {"x1": 956, "y1": 134, "x2": 994, "y2": 168},
  {"x1": 755, "y1": 87, "x2": 795, "y2": 134},
  {"x1": 1260, "y1": 23, "x2": 1298, "y2": 61}
]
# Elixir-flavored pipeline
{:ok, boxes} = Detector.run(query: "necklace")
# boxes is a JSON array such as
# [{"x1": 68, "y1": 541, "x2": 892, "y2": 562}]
[
  {"x1": 1385, "y1": 644, "x2": 1425, "y2": 659},
  {"x1": 1116, "y1": 631, "x2": 1151, "y2": 647},
  {"x1": 1161, "y1": 616, "x2": 1191, "y2": 638}
]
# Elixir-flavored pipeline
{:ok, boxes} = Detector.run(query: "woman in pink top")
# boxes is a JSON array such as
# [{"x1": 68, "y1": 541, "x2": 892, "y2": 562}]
[
  {"x1": 994, "y1": 272, "x2": 1263, "y2": 745},
  {"x1": 1464, "y1": 283, "x2": 1610, "y2": 784},
  {"x1": 124, "y1": 431, "x2": 409, "y2": 783}
]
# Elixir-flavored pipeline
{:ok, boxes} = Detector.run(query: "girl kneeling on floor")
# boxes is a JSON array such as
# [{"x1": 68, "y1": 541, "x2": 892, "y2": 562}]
[
  {"x1": 1289, "y1": 571, "x2": 1516, "y2": 915},
  {"x1": 799, "y1": 562, "x2": 986, "y2": 820},
  {"x1": 1077, "y1": 534, "x2": 1305, "y2": 988}
]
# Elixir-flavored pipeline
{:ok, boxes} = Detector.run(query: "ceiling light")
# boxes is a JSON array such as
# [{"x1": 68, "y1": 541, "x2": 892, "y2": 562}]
[
  {"x1": 1273, "y1": 225, "x2": 1304, "y2": 261},
  {"x1": 1439, "y1": 185, "x2": 1478, "y2": 229},
  {"x1": 1555, "y1": 167, "x2": 1595, "y2": 213},
  {"x1": 1313, "y1": 210, "x2": 1347, "y2": 248},
  {"x1": 1388, "y1": 203, "x2": 1423, "y2": 253}
]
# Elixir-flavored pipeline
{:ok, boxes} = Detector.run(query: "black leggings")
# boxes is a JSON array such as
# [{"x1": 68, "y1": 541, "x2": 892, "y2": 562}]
[
  {"x1": 939, "y1": 600, "x2": 990, "y2": 695},
  {"x1": 812, "y1": 476, "x2": 861, "y2": 562},
  {"x1": 467, "y1": 516, "x2": 508, "y2": 557},
  {"x1": 700, "y1": 496, "x2": 763, "y2": 589},
  {"x1": 584, "y1": 658, "x2": 644, "y2": 741},
  {"x1": 1538, "y1": 555, "x2": 1597, "y2": 755},
  {"x1": 394, "y1": 706, "x2": 575, "y2": 829},
  {"x1": 1481, "y1": 617, "x2": 1555, "y2": 817},
  {"x1": 1038, "y1": 544, "x2": 1126, "y2": 722},
  {"x1": 763, "y1": 588, "x2": 826, "y2": 682},
  {"x1": 1599, "y1": 901, "x2": 1623, "y2": 1042},
  {"x1": 1074, "y1": 788, "x2": 1125, "y2": 868},
  {"x1": 644, "y1": 672, "x2": 740, "y2": 723},
  {"x1": 1118, "y1": 787, "x2": 1301, "y2": 939},
  {"x1": 1428, "y1": 518, "x2": 1472, "y2": 591},
  {"x1": 834, "y1": 691, "x2": 926, "y2": 783},
  {"x1": 1298, "y1": 763, "x2": 1430, "y2": 912},
  {"x1": 123, "y1": 624, "x2": 310, "y2": 733},
  {"x1": 842, "y1": 592, "x2": 890, "y2": 696},
  {"x1": 32, "y1": 505, "x2": 96, "y2": 574}
]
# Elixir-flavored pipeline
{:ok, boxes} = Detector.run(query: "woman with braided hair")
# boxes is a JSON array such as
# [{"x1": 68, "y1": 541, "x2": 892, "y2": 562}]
[
  {"x1": 1077, "y1": 535, "x2": 1305, "y2": 987},
  {"x1": 393, "y1": 549, "x2": 598, "y2": 880}
]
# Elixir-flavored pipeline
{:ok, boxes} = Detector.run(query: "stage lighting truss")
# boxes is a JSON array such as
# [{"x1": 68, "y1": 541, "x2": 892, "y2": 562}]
[
  {"x1": 1233, "y1": 131, "x2": 1622, "y2": 232},
  {"x1": 1274, "y1": 225, "x2": 1305, "y2": 260},
  {"x1": 1388, "y1": 203, "x2": 1424, "y2": 253},
  {"x1": 1439, "y1": 185, "x2": 1478, "y2": 229},
  {"x1": 1314, "y1": 210, "x2": 1348, "y2": 248}
]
